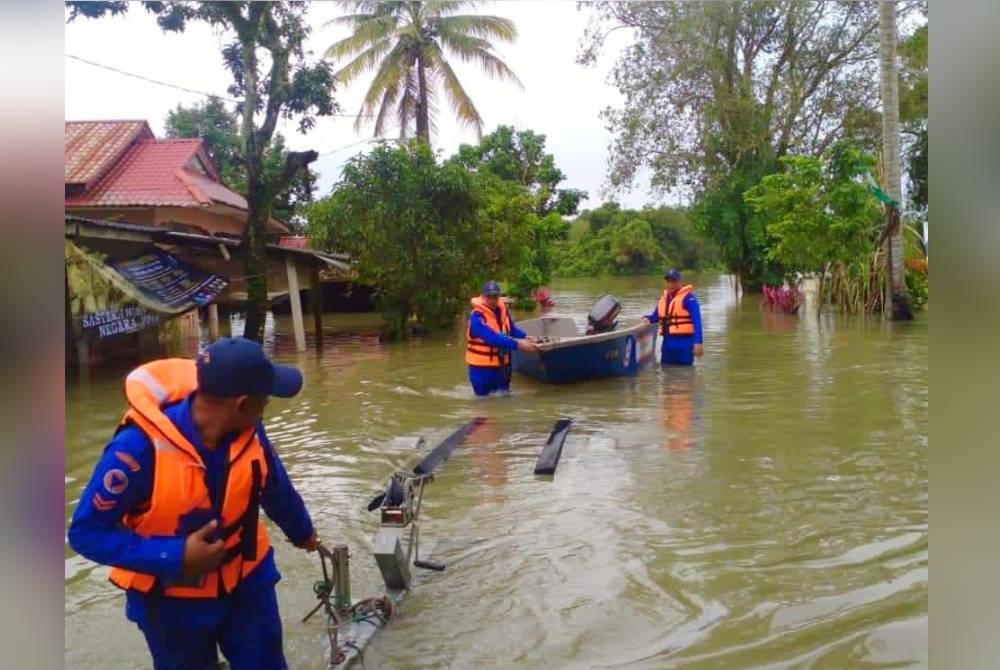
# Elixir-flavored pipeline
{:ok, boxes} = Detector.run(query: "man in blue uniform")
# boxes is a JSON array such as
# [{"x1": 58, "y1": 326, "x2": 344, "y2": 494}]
[
  {"x1": 642, "y1": 268, "x2": 704, "y2": 365},
  {"x1": 466, "y1": 280, "x2": 538, "y2": 396},
  {"x1": 67, "y1": 337, "x2": 319, "y2": 670}
]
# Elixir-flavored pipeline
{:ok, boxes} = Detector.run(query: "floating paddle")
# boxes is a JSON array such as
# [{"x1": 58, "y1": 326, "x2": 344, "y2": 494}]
[
  {"x1": 534, "y1": 418, "x2": 573, "y2": 475},
  {"x1": 366, "y1": 417, "x2": 487, "y2": 511},
  {"x1": 414, "y1": 417, "x2": 486, "y2": 476}
]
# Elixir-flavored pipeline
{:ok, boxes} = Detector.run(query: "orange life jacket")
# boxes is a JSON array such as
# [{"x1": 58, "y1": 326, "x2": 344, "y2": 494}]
[
  {"x1": 657, "y1": 285, "x2": 695, "y2": 336},
  {"x1": 107, "y1": 359, "x2": 271, "y2": 599},
  {"x1": 466, "y1": 296, "x2": 513, "y2": 367}
]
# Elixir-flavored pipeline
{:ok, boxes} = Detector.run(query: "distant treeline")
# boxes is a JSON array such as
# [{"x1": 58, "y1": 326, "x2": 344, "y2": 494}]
[{"x1": 551, "y1": 202, "x2": 721, "y2": 277}]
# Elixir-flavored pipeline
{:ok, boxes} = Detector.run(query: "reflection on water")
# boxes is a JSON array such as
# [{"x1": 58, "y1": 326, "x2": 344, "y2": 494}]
[{"x1": 65, "y1": 274, "x2": 927, "y2": 669}]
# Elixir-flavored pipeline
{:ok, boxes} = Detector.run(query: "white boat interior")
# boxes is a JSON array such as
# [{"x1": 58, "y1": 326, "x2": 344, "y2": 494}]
[{"x1": 517, "y1": 316, "x2": 650, "y2": 350}]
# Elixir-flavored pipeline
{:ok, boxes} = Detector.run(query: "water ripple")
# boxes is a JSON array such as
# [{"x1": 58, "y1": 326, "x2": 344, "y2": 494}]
[{"x1": 64, "y1": 274, "x2": 927, "y2": 669}]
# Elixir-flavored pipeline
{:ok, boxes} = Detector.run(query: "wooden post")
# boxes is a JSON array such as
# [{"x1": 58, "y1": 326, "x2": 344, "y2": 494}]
[
  {"x1": 65, "y1": 269, "x2": 79, "y2": 375},
  {"x1": 285, "y1": 255, "x2": 307, "y2": 352},
  {"x1": 77, "y1": 339, "x2": 90, "y2": 382},
  {"x1": 310, "y1": 264, "x2": 323, "y2": 351},
  {"x1": 208, "y1": 303, "x2": 220, "y2": 341}
]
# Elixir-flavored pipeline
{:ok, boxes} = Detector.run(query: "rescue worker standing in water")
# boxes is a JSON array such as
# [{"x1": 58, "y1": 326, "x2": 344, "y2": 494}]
[
  {"x1": 642, "y1": 268, "x2": 704, "y2": 365},
  {"x1": 68, "y1": 337, "x2": 318, "y2": 670},
  {"x1": 466, "y1": 280, "x2": 538, "y2": 396}
]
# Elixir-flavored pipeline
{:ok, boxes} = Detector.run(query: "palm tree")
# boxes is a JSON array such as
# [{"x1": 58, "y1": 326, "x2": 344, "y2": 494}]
[
  {"x1": 324, "y1": 0, "x2": 522, "y2": 143},
  {"x1": 878, "y1": 0, "x2": 913, "y2": 320}
]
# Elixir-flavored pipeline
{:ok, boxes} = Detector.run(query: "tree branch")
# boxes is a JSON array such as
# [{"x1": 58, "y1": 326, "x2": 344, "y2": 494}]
[
  {"x1": 258, "y1": 12, "x2": 291, "y2": 145},
  {"x1": 273, "y1": 150, "x2": 319, "y2": 199}
]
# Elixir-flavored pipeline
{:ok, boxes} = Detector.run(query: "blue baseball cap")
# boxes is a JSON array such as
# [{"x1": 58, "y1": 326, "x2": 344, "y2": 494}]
[
  {"x1": 196, "y1": 337, "x2": 303, "y2": 398},
  {"x1": 663, "y1": 268, "x2": 681, "y2": 281},
  {"x1": 482, "y1": 280, "x2": 502, "y2": 297}
]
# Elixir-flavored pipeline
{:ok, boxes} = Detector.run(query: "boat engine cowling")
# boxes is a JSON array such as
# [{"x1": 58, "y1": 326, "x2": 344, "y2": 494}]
[{"x1": 586, "y1": 294, "x2": 621, "y2": 335}]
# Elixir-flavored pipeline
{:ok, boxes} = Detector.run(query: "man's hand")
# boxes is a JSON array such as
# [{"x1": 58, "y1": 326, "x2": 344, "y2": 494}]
[
  {"x1": 693, "y1": 344, "x2": 704, "y2": 357},
  {"x1": 641, "y1": 316, "x2": 650, "y2": 325},
  {"x1": 296, "y1": 532, "x2": 320, "y2": 553},
  {"x1": 182, "y1": 520, "x2": 225, "y2": 578},
  {"x1": 517, "y1": 339, "x2": 539, "y2": 353}
]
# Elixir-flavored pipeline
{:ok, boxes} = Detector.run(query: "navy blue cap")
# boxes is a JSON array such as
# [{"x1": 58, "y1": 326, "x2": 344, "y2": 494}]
[
  {"x1": 196, "y1": 337, "x2": 303, "y2": 398},
  {"x1": 663, "y1": 268, "x2": 681, "y2": 281},
  {"x1": 482, "y1": 280, "x2": 502, "y2": 297}
]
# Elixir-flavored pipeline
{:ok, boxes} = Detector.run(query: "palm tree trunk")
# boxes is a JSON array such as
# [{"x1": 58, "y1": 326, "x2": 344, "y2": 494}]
[
  {"x1": 416, "y1": 53, "x2": 430, "y2": 142},
  {"x1": 879, "y1": 0, "x2": 913, "y2": 320}
]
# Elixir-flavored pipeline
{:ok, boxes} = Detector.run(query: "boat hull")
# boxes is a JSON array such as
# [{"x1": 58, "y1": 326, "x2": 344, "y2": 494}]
[{"x1": 512, "y1": 320, "x2": 658, "y2": 383}]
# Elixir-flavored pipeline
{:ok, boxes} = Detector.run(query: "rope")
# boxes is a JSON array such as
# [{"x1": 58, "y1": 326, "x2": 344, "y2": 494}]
[
  {"x1": 301, "y1": 543, "x2": 345, "y2": 668},
  {"x1": 341, "y1": 640, "x2": 366, "y2": 669},
  {"x1": 302, "y1": 543, "x2": 398, "y2": 668}
]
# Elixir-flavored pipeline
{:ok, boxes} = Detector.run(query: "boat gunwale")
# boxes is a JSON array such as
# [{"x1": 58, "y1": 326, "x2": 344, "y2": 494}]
[{"x1": 518, "y1": 318, "x2": 656, "y2": 352}]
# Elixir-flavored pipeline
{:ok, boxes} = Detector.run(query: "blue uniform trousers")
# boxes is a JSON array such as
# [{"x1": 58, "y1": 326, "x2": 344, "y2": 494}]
[
  {"x1": 661, "y1": 336, "x2": 695, "y2": 366},
  {"x1": 468, "y1": 364, "x2": 511, "y2": 396},
  {"x1": 127, "y1": 581, "x2": 286, "y2": 670}
]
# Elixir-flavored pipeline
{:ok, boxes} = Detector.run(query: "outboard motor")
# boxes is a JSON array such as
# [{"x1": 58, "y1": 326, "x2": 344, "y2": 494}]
[{"x1": 586, "y1": 294, "x2": 621, "y2": 335}]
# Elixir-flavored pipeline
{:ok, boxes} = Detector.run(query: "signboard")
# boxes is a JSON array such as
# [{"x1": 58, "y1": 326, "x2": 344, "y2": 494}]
[
  {"x1": 109, "y1": 250, "x2": 228, "y2": 312},
  {"x1": 80, "y1": 304, "x2": 160, "y2": 340}
]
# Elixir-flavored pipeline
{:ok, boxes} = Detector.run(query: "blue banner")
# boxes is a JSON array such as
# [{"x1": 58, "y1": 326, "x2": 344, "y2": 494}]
[{"x1": 109, "y1": 250, "x2": 228, "y2": 311}]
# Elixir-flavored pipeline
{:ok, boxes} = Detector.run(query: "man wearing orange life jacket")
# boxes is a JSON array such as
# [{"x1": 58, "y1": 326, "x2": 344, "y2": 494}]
[
  {"x1": 641, "y1": 268, "x2": 704, "y2": 365},
  {"x1": 466, "y1": 280, "x2": 538, "y2": 396},
  {"x1": 68, "y1": 337, "x2": 318, "y2": 670}
]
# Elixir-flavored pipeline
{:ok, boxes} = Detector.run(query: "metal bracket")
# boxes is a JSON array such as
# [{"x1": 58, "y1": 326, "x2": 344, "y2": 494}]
[{"x1": 372, "y1": 469, "x2": 433, "y2": 590}]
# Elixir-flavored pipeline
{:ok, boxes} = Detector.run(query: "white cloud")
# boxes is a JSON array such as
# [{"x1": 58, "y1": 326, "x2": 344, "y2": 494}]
[{"x1": 64, "y1": 1, "x2": 655, "y2": 210}]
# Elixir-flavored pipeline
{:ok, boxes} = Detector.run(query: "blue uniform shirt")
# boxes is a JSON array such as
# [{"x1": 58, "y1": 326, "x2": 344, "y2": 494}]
[
  {"x1": 646, "y1": 291, "x2": 703, "y2": 346},
  {"x1": 67, "y1": 393, "x2": 314, "y2": 619},
  {"x1": 468, "y1": 308, "x2": 527, "y2": 357}
]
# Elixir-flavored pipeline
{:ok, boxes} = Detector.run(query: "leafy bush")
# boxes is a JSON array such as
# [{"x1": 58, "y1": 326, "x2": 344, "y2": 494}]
[{"x1": 307, "y1": 142, "x2": 534, "y2": 338}]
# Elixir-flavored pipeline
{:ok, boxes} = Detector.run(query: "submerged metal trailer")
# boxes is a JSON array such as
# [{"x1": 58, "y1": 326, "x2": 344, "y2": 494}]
[{"x1": 304, "y1": 419, "x2": 486, "y2": 669}]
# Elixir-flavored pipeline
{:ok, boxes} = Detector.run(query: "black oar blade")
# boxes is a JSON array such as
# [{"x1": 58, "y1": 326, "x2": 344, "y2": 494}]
[
  {"x1": 534, "y1": 418, "x2": 573, "y2": 475},
  {"x1": 366, "y1": 492, "x2": 386, "y2": 512},
  {"x1": 413, "y1": 417, "x2": 486, "y2": 476},
  {"x1": 413, "y1": 559, "x2": 446, "y2": 571}
]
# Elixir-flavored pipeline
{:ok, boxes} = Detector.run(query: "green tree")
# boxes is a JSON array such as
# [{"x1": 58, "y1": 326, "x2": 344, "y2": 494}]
[
  {"x1": 608, "y1": 218, "x2": 662, "y2": 274},
  {"x1": 898, "y1": 16, "x2": 927, "y2": 211},
  {"x1": 306, "y1": 142, "x2": 534, "y2": 338},
  {"x1": 744, "y1": 142, "x2": 884, "y2": 309},
  {"x1": 451, "y1": 125, "x2": 588, "y2": 215},
  {"x1": 164, "y1": 96, "x2": 243, "y2": 188},
  {"x1": 642, "y1": 206, "x2": 719, "y2": 271},
  {"x1": 553, "y1": 205, "x2": 716, "y2": 277},
  {"x1": 165, "y1": 97, "x2": 318, "y2": 229},
  {"x1": 325, "y1": 0, "x2": 521, "y2": 142},
  {"x1": 69, "y1": 1, "x2": 339, "y2": 341},
  {"x1": 579, "y1": 202, "x2": 625, "y2": 236},
  {"x1": 447, "y1": 126, "x2": 584, "y2": 304},
  {"x1": 691, "y1": 161, "x2": 783, "y2": 290},
  {"x1": 580, "y1": 1, "x2": 922, "y2": 290}
]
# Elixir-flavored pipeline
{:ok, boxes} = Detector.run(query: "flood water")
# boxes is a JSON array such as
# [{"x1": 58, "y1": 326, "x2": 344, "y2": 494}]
[{"x1": 65, "y1": 274, "x2": 928, "y2": 669}]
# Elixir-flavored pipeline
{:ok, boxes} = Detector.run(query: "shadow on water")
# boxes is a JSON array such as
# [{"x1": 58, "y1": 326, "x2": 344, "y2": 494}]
[{"x1": 65, "y1": 274, "x2": 927, "y2": 669}]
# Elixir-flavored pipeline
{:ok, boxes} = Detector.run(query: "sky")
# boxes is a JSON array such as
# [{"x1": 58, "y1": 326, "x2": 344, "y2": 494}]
[{"x1": 64, "y1": 1, "x2": 656, "y2": 211}]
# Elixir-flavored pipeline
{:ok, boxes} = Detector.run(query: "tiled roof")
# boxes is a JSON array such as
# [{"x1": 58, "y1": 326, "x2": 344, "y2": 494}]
[
  {"x1": 65, "y1": 120, "x2": 153, "y2": 187},
  {"x1": 65, "y1": 137, "x2": 249, "y2": 211}
]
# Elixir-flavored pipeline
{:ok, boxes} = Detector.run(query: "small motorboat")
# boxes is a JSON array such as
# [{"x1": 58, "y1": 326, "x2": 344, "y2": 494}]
[{"x1": 512, "y1": 294, "x2": 658, "y2": 383}]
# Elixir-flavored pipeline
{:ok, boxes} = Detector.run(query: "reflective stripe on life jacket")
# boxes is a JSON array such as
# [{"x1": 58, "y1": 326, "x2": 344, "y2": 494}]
[
  {"x1": 657, "y1": 285, "x2": 695, "y2": 336},
  {"x1": 107, "y1": 359, "x2": 271, "y2": 599},
  {"x1": 466, "y1": 296, "x2": 513, "y2": 367}
]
